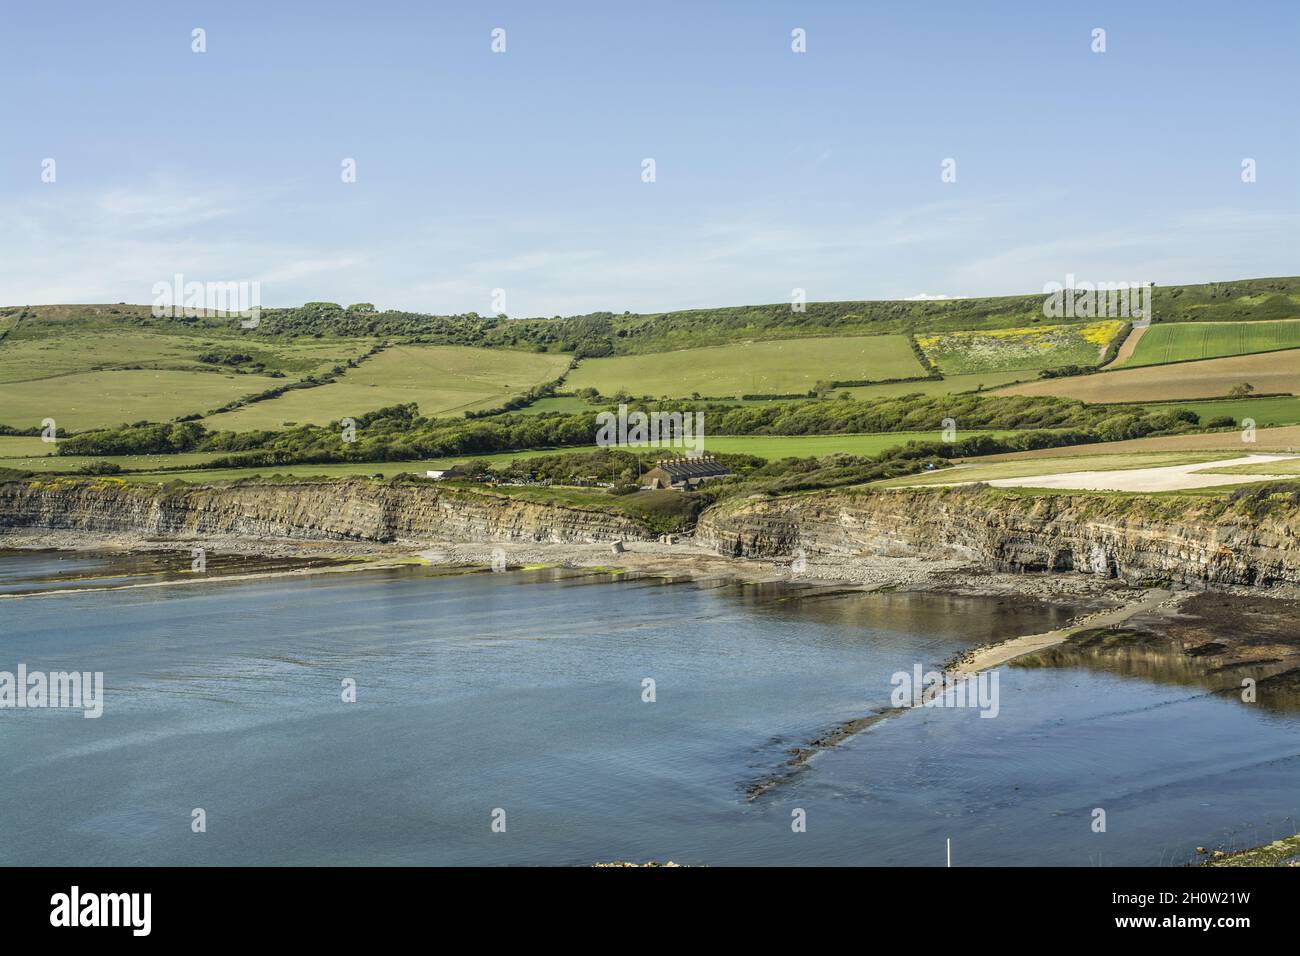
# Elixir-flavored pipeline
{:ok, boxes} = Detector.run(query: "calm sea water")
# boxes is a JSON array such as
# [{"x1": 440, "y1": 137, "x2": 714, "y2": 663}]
[{"x1": 2, "y1": 552, "x2": 1298, "y2": 866}]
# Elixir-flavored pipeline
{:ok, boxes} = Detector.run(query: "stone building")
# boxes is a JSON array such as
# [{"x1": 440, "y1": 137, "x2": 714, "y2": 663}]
[{"x1": 640, "y1": 456, "x2": 731, "y2": 490}]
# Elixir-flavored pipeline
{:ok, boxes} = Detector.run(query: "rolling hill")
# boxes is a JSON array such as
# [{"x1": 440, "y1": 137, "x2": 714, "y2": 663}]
[{"x1": 3, "y1": 275, "x2": 1298, "y2": 435}]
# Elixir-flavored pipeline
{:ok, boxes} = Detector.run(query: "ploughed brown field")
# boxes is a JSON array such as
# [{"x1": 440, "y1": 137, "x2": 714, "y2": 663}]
[{"x1": 993, "y1": 348, "x2": 1300, "y2": 403}]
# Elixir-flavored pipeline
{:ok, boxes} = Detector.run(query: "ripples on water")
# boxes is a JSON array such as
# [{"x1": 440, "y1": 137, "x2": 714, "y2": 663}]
[{"x1": 1, "y1": 552, "x2": 1297, "y2": 865}]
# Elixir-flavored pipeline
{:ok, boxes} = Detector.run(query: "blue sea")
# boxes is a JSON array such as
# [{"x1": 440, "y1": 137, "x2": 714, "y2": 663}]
[{"x1": 2, "y1": 553, "x2": 1297, "y2": 866}]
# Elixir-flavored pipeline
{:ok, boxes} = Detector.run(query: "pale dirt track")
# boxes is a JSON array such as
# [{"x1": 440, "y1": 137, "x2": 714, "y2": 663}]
[
  {"x1": 1101, "y1": 324, "x2": 1147, "y2": 369},
  {"x1": 981, "y1": 453, "x2": 1299, "y2": 492}
]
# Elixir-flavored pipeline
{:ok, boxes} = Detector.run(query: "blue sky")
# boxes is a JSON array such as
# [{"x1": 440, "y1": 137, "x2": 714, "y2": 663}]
[{"x1": 1, "y1": 0, "x2": 1295, "y2": 315}]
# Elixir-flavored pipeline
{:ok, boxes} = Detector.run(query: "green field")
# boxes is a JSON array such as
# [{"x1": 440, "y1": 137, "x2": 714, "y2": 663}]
[
  {"x1": 520, "y1": 376, "x2": 1033, "y2": 412},
  {"x1": 839, "y1": 371, "x2": 1032, "y2": 402},
  {"x1": 1123, "y1": 320, "x2": 1300, "y2": 367},
  {"x1": 4, "y1": 282, "x2": 1299, "y2": 445},
  {"x1": 0, "y1": 448, "x2": 548, "y2": 482},
  {"x1": 1141, "y1": 396, "x2": 1300, "y2": 427},
  {"x1": 0, "y1": 369, "x2": 297, "y2": 432},
  {"x1": 0, "y1": 436, "x2": 58, "y2": 457},
  {"x1": 0, "y1": 449, "x2": 229, "y2": 474},
  {"x1": 108, "y1": 454, "x2": 546, "y2": 484},
  {"x1": 915, "y1": 321, "x2": 1125, "y2": 374},
  {"x1": 0, "y1": 328, "x2": 204, "y2": 382},
  {"x1": 0, "y1": 320, "x2": 376, "y2": 430},
  {"x1": 202, "y1": 346, "x2": 572, "y2": 430},
  {"x1": 700, "y1": 431, "x2": 1026, "y2": 459},
  {"x1": 0, "y1": 430, "x2": 1032, "y2": 483},
  {"x1": 565, "y1": 335, "x2": 926, "y2": 399},
  {"x1": 0, "y1": 325, "x2": 370, "y2": 384}
]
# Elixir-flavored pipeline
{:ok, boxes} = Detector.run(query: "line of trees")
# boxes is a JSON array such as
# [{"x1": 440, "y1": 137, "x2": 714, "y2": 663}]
[{"x1": 57, "y1": 393, "x2": 1202, "y2": 466}]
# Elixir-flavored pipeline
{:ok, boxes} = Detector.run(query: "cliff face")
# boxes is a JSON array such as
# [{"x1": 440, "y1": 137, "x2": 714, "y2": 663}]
[
  {"x1": 0, "y1": 478, "x2": 654, "y2": 545},
  {"x1": 7, "y1": 477, "x2": 1300, "y2": 589},
  {"x1": 696, "y1": 487, "x2": 1300, "y2": 588}
]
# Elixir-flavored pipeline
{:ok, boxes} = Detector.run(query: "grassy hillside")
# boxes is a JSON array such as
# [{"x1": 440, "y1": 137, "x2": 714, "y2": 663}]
[
  {"x1": 0, "y1": 369, "x2": 294, "y2": 432},
  {"x1": 565, "y1": 334, "x2": 926, "y2": 398},
  {"x1": 597, "y1": 277, "x2": 1300, "y2": 354},
  {"x1": 0, "y1": 307, "x2": 376, "y2": 430},
  {"x1": 202, "y1": 345, "x2": 571, "y2": 430},
  {"x1": 1152, "y1": 277, "x2": 1300, "y2": 324},
  {"x1": 10, "y1": 276, "x2": 1294, "y2": 361},
  {"x1": 4, "y1": 275, "x2": 1297, "y2": 433},
  {"x1": 0, "y1": 323, "x2": 366, "y2": 384}
]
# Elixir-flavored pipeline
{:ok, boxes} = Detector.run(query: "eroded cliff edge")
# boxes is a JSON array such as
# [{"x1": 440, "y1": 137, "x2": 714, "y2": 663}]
[
  {"x1": 4, "y1": 477, "x2": 1300, "y2": 590},
  {"x1": 0, "y1": 477, "x2": 656, "y2": 545},
  {"x1": 696, "y1": 485, "x2": 1300, "y2": 588}
]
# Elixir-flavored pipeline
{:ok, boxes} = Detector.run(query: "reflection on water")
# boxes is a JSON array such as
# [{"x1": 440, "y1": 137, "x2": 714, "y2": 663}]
[
  {"x1": 1, "y1": 552, "x2": 1298, "y2": 866},
  {"x1": 1015, "y1": 629, "x2": 1300, "y2": 713},
  {"x1": 0, "y1": 548, "x2": 345, "y2": 595}
]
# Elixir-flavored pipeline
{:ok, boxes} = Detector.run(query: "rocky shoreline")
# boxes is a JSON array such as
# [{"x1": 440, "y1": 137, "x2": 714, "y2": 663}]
[
  {"x1": 0, "y1": 527, "x2": 1155, "y2": 608},
  {"x1": 8, "y1": 477, "x2": 1300, "y2": 592},
  {"x1": 8, "y1": 523, "x2": 1300, "y2": 863}
]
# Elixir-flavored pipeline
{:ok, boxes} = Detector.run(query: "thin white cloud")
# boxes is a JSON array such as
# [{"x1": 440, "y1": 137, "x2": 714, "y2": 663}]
[
  {"x1": 951, "y1": 208, "x2": 1300, "y2": 296},
  {"x1": 2, "y1": 181, "x2": 1296, "y2": 315}
]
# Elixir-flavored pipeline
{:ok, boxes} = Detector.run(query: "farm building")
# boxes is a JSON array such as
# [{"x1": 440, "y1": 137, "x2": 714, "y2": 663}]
[{"x1": 640, "y1": 456, "x2": 731, "y2": 490}]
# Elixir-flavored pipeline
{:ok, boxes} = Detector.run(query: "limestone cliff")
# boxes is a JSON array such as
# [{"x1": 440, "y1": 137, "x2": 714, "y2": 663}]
[
  {"x1": 0, "y1": 477, "x2": 654, "y2": 545},
  {"x1": 696, "y1": 486, "x2": 1300, "y2": 588},
  {"x1": 5, "y1": 476, "x2": 1299, "y2": 589}
]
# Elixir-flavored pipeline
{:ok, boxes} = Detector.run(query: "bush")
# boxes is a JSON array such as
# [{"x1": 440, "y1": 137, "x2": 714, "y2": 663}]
[
  {"x1": 58, "y1": 422, "x2": 206, "y2": 456},
  {"x1": 77, "y1": 461, "x2": 123, "y2": 475}
]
